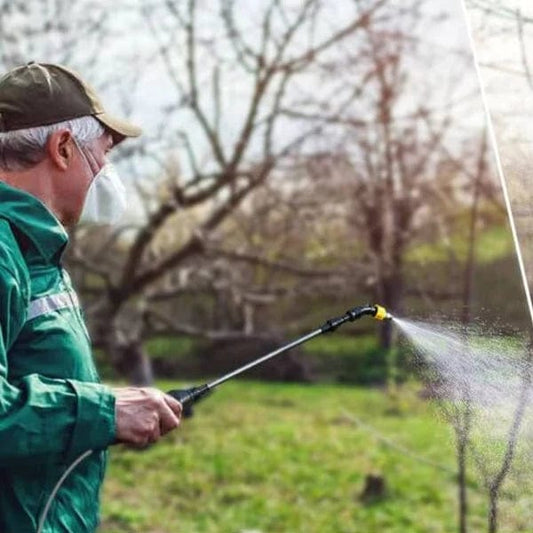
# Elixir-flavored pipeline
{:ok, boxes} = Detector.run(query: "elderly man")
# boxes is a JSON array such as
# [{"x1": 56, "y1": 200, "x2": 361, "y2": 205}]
[{"x1": 0, "y1": 62, "x2": 182, "y2": 532}]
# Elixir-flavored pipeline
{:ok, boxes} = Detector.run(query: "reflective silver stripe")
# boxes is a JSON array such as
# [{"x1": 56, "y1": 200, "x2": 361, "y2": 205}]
[{"x1": 27, "y1": 291, "x2": 80, "y2": 321}]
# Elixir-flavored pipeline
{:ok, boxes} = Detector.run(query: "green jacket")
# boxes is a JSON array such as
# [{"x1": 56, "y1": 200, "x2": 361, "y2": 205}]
[{"x1": 0, "y1": 181, "x2": 116, "y2": 532}]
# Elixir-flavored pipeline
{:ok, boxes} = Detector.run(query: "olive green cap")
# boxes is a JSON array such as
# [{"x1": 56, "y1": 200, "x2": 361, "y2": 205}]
[{"x1": 0, "y1": 62, "x2": 141, "y2": 143}]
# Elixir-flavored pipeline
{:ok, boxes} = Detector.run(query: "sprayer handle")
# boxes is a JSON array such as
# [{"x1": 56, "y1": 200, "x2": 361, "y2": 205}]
[
  {"x1": 167, "y1": 388, "x2": 194, "y2": 405},
  {"x1": 167, "y1": 385, "x2": 211, "y2": 418}
]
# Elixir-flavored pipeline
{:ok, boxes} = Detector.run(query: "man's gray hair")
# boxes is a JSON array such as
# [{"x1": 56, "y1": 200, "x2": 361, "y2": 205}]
[{"x1": 0, "y1": 115, "x2": 104, "y2": 172}]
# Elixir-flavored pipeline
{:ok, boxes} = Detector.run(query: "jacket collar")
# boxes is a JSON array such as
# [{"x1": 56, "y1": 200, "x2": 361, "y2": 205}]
[{"x1": 0, "y1": 181, "x2": 68, "y2": 264}]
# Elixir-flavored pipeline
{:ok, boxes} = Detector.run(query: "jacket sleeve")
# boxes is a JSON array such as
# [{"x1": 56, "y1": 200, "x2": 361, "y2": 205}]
[{"x1": 0, "y1": 266, "x2": 116, "y2": 466}]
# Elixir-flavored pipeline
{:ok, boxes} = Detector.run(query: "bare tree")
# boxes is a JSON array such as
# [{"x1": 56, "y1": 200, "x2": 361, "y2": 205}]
[
  {"x1": 62, "y1": 0, "x2": 399, "y2": 382},
  {"x1": 270, "y1": 3, "x2": 483, "y2": 349}
]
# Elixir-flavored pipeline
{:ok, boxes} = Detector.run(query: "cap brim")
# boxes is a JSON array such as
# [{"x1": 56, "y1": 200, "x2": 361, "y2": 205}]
[{"x1": 94, "y1": 112, "x2": 142, "y2": 144}]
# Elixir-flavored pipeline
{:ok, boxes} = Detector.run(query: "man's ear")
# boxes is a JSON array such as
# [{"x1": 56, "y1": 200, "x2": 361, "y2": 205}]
[{"x1": 47, "y1": 129, "x2": 74, "y2": 171}]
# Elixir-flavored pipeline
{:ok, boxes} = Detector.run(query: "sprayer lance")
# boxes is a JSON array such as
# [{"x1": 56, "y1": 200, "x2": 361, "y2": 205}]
[{"x1": 167, "y1": 304, "x2": 391, "y2": 408}]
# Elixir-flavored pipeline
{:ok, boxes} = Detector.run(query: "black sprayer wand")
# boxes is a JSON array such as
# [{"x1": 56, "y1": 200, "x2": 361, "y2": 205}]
[{"x1": 167, "y1": 304, "x2": 392, "y2": 409}]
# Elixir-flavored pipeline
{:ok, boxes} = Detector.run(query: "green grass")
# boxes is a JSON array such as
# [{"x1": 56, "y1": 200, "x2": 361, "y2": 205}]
[{"x1": 99, "y1": 380, "x2": 533, "y2": 533}]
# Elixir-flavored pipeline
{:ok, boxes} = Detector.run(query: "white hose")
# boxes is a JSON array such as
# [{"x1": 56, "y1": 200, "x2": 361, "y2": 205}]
[{"x1": 36, "y1": 449, "x2": 94, "y2": 533}]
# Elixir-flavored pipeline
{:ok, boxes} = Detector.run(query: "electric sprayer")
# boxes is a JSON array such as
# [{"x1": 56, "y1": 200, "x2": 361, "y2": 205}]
[{"x1": 37, "y1": 303, "x2": 392, "y2": 533}]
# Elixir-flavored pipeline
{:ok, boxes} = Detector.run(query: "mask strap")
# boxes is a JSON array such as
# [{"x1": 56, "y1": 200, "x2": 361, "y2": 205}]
[{"x1": 72, "y1": 136, "x2": 98, "y2": 182}]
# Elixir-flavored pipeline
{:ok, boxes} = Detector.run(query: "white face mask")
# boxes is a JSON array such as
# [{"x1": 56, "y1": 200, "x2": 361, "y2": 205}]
[
  {"x1": 79, "y1": 161, "x2": 127, "y2": 225},
  {"x1": 75, "y1": 138, "x2": 127, "y2": 225}
]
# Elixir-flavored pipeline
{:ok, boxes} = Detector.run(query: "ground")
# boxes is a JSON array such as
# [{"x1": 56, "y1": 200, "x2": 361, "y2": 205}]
[{"x1": 99, "y1": 380, "x2": 533, "y2": 533}]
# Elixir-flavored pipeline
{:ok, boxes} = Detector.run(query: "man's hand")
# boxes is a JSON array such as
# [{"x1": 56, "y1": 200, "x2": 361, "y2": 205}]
[{"x1": 112, "y1": 387, "x2": 182, "y2": 448}]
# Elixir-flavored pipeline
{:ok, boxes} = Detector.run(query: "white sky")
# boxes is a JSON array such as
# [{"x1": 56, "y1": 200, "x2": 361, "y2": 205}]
[{"x1": 1, "y1": 0, "x2": 486, "y2": 165}]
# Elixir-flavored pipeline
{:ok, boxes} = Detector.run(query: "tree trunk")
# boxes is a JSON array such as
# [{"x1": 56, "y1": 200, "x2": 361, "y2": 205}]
[
  {"x1": 456, "y1": 131, "x2": 486, "y2": 533},
  {"x1": 488, "y1": 488, "x2": 498, "y2": 533},
  {"x1": 377, "y1": 268, "x2": 402, "y2": 403},
  {"x1": 378, "y1": 269, "x2": 402, "y2": 350},
  {"x1": 456, "y1": 399, "x2": 472, "y2": 533},
  {"x1": 112, "y1": 340, "x2": 154, "y2": 386}
]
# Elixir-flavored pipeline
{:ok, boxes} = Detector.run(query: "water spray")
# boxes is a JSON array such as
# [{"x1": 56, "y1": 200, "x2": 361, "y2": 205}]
[{"x1": 167, "y1": 304, "x2": 392, "y2": 407}]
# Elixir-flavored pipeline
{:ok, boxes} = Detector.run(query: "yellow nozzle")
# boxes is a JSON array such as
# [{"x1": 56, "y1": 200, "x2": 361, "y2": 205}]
[{"x1": 373, "y1": 305, "x2": 389, "y2": 320}]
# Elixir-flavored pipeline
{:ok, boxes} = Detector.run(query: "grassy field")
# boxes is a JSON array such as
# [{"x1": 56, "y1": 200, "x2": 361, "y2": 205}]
[{"x1": 97, "y1": 380, "x2": 533, "y2": 533}]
